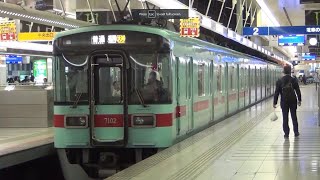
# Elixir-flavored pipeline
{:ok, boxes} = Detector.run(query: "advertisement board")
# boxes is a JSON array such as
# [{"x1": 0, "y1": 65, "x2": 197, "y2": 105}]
[
  {"x1": 33, "y1": 59, "x2": 47, "y2": 83},
  {"x1": 180, "y1": 17, "x2": 200, "y2": 37},
  {"x1": 0, "y1": 21, "x2": 16, "y2": 41}
]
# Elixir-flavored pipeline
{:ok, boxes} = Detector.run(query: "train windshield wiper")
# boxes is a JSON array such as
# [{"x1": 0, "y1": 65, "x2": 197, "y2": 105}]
[{"x1": 135, "y1": 88, "x2": 147, "y2": 107}]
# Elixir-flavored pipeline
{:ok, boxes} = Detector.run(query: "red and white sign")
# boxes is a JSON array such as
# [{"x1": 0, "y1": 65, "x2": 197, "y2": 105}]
[
  {"x1": 180, "y1": 17, "x2": 200, "y2": 37},
  {"x1": 0, "y1": 33, "x2": 16, "y2": 41},
  {"x1": 180, "y1": 28, "x2": 200, "y2": 37},
  {"x1": 0, "y1": 21, "x2": 16, "y2": 41}
]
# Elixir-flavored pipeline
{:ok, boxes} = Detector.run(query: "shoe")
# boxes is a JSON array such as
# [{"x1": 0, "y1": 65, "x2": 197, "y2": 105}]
[
  {"x1": 284, "y1": 135, "x2": 289, "y2": 138},
  {"x1": 295, "y1": 133, "x2": 300, "y2": 137}
]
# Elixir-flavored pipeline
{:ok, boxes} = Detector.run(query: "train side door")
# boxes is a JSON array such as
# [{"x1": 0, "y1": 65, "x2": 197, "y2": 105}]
[
  {"x1": 214, "y1": 55, "x2": 226, "y2": 120},
  {"x1": 89, "y1": 52, "x2": 128, "y2": 146},
  {"x1": 186, "y1": 57, "x2": 194, "y2": 132}
]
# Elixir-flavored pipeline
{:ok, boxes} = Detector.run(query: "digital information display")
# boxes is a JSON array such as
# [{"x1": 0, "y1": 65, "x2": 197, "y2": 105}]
[
  {"x1": 278, "y1": 35, "x2": 305, "y2": 46},
  {"x1": 5, "y1": 55, "x2": 22, "y2": 64},
  {"x1": 302, "y1": 53, "x2": 316, "y2": 60},
  {"x1": 91, "y1": 35, "x2": 126, "y2": 45}
]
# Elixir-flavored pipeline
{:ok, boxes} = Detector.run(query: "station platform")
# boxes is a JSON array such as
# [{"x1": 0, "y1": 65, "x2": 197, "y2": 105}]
[
  {"x1": 0, "y1": 127, "x2": 54, "y2": 169},
  {"x1": 107, "y1": 86, "x2": 320, "y2": 180}
]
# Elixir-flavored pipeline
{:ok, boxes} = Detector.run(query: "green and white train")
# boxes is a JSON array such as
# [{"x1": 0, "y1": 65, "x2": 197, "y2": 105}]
[{"x1": 53, "y1": 25, "x2": 282, "y2": 178}]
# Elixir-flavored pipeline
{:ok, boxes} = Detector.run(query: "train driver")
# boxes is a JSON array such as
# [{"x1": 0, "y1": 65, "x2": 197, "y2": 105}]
[{"x1": 112, "y1": 81, "x2": 121, "y2": 97}]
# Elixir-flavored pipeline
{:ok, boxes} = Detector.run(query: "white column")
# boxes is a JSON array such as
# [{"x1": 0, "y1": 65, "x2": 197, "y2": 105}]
[
  {"x1": 47, "y1": 57, "x2": 53, "y2": 83},
  {"x1": 0, "y1": 65, "x2": 6, "y2": 85}
]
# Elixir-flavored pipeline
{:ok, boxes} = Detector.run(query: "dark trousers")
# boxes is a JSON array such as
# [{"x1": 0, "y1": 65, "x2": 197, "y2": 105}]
[{"x1": 281, "y1": 103, "x2": 299, "y2": 135}]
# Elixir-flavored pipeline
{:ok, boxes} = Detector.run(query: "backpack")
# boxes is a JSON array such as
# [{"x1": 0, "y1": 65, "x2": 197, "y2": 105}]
[{"x1": 282, "y1": 77, "x2": 296, "y2": 103}]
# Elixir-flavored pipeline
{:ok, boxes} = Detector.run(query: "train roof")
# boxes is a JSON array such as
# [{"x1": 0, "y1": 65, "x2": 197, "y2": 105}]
[{"x1": 54, "y1": 24, "x2": 172, "y2": 40}]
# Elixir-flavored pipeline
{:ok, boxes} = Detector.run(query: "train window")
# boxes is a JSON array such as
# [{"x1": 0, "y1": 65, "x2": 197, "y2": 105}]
[
  {"x1": 217, "y1": 65, "x2": 222, "y2": 92},
  {"x1": 245, "y1": 68, "x2": 248, "y2": 88},
  {"x1": 129, "y1": 52, "x2": 172, "y2": 104},
  {"x1": 240, "y1": 67, "x2": 244, "y2": 89},
  {"x1": 230, "y1": 66, "x2": 234, "y2": 90},
  {"x1": 98, "y1": 67, "x2": 122, "y2": 104},
  {"x1": 54, "y1": 55, "x2": 88, "y2": 103},
  {"x1": 198, "y1": 63, "x2": 205, "y2": 96},
  {"x1": 209, "y1": 61, "x2": 213, "y2": 95}
]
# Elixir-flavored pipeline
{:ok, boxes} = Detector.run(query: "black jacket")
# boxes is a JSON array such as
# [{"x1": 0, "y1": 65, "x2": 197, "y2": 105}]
[{"x1": 274, "y1": 75, "x2": 301, "y2": 105}]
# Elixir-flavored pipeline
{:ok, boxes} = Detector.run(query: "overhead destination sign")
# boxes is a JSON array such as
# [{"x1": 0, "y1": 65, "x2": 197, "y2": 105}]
[
  {"x1": 243, "y1": 26, "x2": 320, "y2": 36},
  {"x1": 18, "y1": 32, "x2": 56, "y2": 41}
]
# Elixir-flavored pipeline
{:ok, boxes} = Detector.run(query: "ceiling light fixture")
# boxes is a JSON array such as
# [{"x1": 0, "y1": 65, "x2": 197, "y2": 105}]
[{"x1": 309, "y1": 38, "x2": 318, "y2": 46}]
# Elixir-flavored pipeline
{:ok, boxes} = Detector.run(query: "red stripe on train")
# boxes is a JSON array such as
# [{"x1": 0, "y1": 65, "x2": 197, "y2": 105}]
[
  {"x1": 193, "y1": 100, "x2": 209, "y2": 112},
  {"x1": 228, "y1": 93, "x2": 237, "y2": 101},
  {"x1": 176, "y1": 105, "x2": 186, "y2": 118},
  {"x1": 54, "y1": 114, "x2": 173, "y2": 128},
  {"x1": 219, "y1": 96, "x2": 225, "y2": 104},
  {"x1": 239, "y1": 91, "x2": 246, "y2": 98},
  {"x1": 54, "y1": 115, "x2": 64, "y2": 127},
  {"x1": 94, "y1": 114, "x2": 124, "y2": 127},
  {"x1": 214, "y1": 97, "x2": 219, "y2": 105}
]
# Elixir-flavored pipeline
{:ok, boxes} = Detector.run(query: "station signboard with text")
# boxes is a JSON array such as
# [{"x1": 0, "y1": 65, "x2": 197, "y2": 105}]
[
  {"x1": 180, "y1": 17, "x2": 200, "y2": 37},
  {"x1": 0, "y1": 21, "x2": 16, "y2": 41}
]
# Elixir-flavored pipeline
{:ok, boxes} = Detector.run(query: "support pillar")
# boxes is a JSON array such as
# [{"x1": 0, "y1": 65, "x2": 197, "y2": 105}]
[{"x1": 236, "y1": 0, "x2": 243, "y2": 34}]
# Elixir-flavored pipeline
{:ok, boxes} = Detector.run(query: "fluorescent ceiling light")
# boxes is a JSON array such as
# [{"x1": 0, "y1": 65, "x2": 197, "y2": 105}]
[
  {"x1": 309, "y1": 38, "x2": 318, "y2": 46},
  {"x1": 256, "y1": 0, "x2": 280, "y2": 26},
  {"x1": 0, "y1": 2, "x2": 91, "y2": 28},
  {"x1": 0, "y1": 41, "x2": 52, "y2": 52},
  {"x1": 216, "y1": 23, "x2": 225, "y2": 35},
  {"x1": 228, "y1": 30, "x2": 234, "y2": 39},
  {"x1": 146, "y1": 0, "x2": 186, "y2": 9},
  {"x1": 201, "y1": 16, "x2": 212, "y2": 29}
]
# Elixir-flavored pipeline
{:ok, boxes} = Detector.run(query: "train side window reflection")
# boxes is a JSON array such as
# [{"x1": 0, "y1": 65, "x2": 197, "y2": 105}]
[
  {"x1": 230, "y1": 66, "x2": 234, "y2": 90},
  {"x1": 54, "y1": 55, "x2": 89, "y2": 103},
  {"x1": 198, "y1": 63, "x2": 205, "y2": 96},
  {"x1": 217, "y1": 65, "x2": 222, "y2": 92},
  {"x1": 129, "y1": 52, "x2": 172, "y2": 104}
]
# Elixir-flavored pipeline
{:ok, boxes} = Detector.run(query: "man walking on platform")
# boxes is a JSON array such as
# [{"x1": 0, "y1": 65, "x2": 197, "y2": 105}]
[{"x1": 273, "y1": 65, "x2": 302, "y2": 138}]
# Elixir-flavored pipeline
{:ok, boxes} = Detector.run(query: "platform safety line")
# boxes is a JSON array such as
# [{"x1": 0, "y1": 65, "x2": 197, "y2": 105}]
[
  {"x1": 107, "y1": 103, "x2": 273, "y2": 180},
  {"x1": 107, "y1": 115, "x2": 242, "y2": 179},
  {"x1": 168, "y1": 110, "x2": 271, "y2": 180}
]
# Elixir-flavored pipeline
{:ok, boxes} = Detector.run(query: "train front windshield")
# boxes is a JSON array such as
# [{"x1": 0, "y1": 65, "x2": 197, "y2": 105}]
[
  {"x1": 54, "y1": 49, "x2": 172, "y2": 105},
  {"x1": 129, "y1": 52, "x2": 172, "y2": 104}
]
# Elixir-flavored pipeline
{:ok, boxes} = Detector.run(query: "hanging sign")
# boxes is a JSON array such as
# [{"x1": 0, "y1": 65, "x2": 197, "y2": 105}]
[
  {"x1": 18, "y1": 32, "x2": 56, "y2": 41},
  {"x1": 0, "y1": 21, "x2": 16, "y2": 41},
  {"x1": 180, "y1": 17, "x2": 200, "y2": 37}
]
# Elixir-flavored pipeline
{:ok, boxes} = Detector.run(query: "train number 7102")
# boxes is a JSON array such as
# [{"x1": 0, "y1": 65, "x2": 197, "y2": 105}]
[{"x1": 104, "y1": 117, "x2": 117, "y2": 124}]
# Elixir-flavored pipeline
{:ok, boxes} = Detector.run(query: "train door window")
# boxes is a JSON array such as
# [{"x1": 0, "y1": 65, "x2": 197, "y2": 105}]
[
  {"x1": 217, "y1": 65, "x2": 222, "y2": 92},
  {"x1": 198, "y1": 63, "x2": 205, "y2": 96},
  {"x1": 230, "y1": 66, "x2": 234, "y2": 90},
  {"x1": 240, "y1": 67, "x2": 244, "y2": 89},
  {"x1": 98, "y1": 67, "x2": 122, "y2": 104},
  {"x1": 209, "y1": 60, "x2": 213, "y2": 95}
]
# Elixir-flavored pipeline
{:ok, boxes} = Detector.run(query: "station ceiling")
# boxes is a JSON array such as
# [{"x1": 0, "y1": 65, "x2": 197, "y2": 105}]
[{"x1": 1, "y1": 0, "x2": 320, "y2": 57}]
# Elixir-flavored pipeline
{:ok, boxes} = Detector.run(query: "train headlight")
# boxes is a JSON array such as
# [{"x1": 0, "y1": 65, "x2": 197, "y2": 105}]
[
  {"x1": 65, "y1": 116, "x2": 88, "y2": 128},
  {"x1": 131, "y1": 115, "x2": 156, "y2": 127}
]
